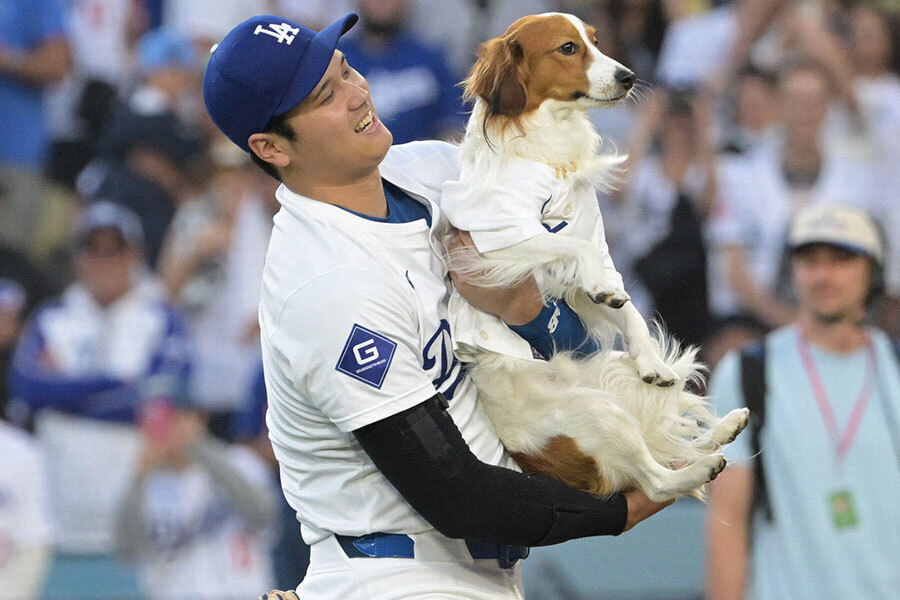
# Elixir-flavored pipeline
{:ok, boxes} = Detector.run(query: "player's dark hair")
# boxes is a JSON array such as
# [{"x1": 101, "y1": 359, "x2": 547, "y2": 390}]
[{"x1": 249, "y1": 113, "x2": 297, "y2": 182}]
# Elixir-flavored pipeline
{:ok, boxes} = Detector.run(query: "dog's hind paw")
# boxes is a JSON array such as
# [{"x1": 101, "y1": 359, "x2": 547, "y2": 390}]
[
  {"x1": 634, "y1": 354, "x2": 679, "y2": 387},
  {"x1": 707, "y1": 455, "x2": 727, "y2": 481}
]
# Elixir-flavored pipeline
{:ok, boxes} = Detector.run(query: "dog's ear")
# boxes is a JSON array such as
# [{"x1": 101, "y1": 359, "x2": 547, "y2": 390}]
[{"x1": 464, "y1": 37, "x2": 528, "y2": 118}]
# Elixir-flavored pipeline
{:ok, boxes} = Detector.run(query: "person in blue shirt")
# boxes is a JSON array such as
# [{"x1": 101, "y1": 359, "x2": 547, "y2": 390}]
[
  {"x1": 0, "y1": 0, "x2": 69, "y2": 258},
  {"x1": 706, "y1": 203, "x2": 900, "y2": 600},
  {"x1": 339, "y1": 0, "x2": 465, "y2": 144}
]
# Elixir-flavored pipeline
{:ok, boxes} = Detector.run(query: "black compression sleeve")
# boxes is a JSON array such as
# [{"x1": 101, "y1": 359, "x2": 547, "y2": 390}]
[{"x1": 353, "y1": 395, "x2": 627, "y2": 546}]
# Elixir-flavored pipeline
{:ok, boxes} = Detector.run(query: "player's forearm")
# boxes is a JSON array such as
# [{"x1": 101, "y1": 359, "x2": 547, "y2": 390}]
[{"x1": 354, "y1": 396, "x2": 627, "y2": 547}]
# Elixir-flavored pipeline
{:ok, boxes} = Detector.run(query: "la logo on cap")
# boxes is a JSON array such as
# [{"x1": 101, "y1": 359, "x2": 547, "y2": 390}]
[{"x1": 254, "y1": 22, "x2": 301, "y2": 44}]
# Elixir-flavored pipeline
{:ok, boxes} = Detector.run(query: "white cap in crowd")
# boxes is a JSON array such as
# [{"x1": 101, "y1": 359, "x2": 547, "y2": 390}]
[{"x1": 788, "y1": 203, "x2": 883, "y2": 264}]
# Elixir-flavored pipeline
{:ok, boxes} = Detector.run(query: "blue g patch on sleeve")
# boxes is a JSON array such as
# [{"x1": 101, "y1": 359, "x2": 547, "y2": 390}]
[{"x1": 335, "y1": 324, "x2": 398, "y2": 389}]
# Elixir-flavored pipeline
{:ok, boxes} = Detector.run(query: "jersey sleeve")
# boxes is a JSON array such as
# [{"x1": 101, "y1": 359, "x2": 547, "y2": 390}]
[
  {"x1": 709, "y1": 351, "x2": 754, "y2": 463},
  {"x1": 384, "y1": 141, "x2": 462, "y2": 197},
  {"x1": 269, "y1": 267, "x2": 436, "y2": 432}
]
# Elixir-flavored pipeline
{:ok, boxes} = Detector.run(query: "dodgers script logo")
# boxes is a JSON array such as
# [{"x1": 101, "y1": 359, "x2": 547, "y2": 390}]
[
  {"x1": 423, "y1": 319, "x2": 455, "y2": 389},
  {"x1": 336, "y1": 325, "x2": 397, "y2": 389},
  {"x1": 253, "y1": 22, "x2": 300, "y2": 44}
]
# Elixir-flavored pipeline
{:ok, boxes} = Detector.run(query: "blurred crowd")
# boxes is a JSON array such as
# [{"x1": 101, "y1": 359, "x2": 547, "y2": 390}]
[{"x1": 0, "y1": 0, "x2": 897, "y2": 599}]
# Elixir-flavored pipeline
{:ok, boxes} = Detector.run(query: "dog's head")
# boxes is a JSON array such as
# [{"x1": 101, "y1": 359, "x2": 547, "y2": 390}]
[{"x1": 464, "y1": 13, "x2": 635, "y2": 127}]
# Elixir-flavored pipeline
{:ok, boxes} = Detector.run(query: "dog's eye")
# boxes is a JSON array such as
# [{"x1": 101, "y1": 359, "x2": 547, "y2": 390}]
[{"x1": 559, "y1": 41, "x2": 578, "y2": 55}]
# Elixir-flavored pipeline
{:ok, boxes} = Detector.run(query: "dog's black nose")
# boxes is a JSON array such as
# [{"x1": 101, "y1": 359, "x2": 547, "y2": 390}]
[{"x1": 615, "y1": 69, "x2": 636, "y2": 90}]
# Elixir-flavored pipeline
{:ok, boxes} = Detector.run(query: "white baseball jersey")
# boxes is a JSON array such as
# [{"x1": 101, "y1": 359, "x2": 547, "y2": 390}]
[
  {"x1": 136, "y1": 446, "x2": 274, "y2": 600},
  {"x1": 260, "y1": 141, "x2": 517, "y2": 545},
  {"x1": 21, "y1": 278, "x2": 189, "y2": 553},
  {"x1": 441, "y1": 156, "x2": 624, "y2": 361}
]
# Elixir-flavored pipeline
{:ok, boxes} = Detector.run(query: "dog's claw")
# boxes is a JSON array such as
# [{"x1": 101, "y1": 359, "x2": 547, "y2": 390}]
[
  {"x1": 607, "y1": 297, "x2": 627, "y2": 309},
  {"x1": 708, "y1": 457, "x2": 727, "y2": 481},
  {"x1": 657, "y1": 378, "x2": 676, "y2": 388},
  {"x1": 590, "y1": 292, "x2": 611, "y2": 304},
  {"x1": 641, "y1": 373, "x2": 656, "y2": 384}
]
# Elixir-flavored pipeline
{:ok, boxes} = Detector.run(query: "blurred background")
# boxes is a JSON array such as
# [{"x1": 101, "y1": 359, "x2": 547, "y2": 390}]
[{"x1": 0, "y1": 0, "x2": 897, "y2": 598}]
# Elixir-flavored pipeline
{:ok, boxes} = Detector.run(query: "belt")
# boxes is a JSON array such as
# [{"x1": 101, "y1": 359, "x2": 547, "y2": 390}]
[{"x1": 334, "y1": 533, "x2": 529, "y2": 569}]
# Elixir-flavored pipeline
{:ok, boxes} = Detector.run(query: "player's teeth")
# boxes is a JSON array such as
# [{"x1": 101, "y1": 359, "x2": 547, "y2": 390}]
[{"x1": 355, "y1": 111, "x2": 373, "y2": 133}]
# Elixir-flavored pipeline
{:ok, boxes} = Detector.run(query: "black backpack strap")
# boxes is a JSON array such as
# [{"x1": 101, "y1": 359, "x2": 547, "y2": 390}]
[{"x1": 739, "y1": 340, "x2": 773, "y2": 522}]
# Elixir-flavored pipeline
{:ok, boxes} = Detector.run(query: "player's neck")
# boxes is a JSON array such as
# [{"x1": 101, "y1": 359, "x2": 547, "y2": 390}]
[
  {"x1": 289, "y1": 169, "x2": 388, "y2": 218},
  {"x1": 798, "y1": 311, "x2": 867, "y2": 353}
]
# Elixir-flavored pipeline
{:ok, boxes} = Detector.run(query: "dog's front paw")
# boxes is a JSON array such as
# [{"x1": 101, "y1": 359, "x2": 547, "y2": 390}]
[{"x1": 587, "y1": 288, "x2": 630, "y2": 308}]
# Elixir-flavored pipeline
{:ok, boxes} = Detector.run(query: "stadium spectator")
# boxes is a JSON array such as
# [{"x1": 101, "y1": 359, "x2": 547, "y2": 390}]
[
  {"x1": 0, "y1": 419, "x2": 53, "y2": 600},
  {"x1": 704, "y1": 60, "x2": 881, "y2": 364},
  {"x1": 406, "y1": 0, "x2": 552, "y2": 80},
  {"x1": 114, "y1": 400, "x2": 277, "y2": 600},
  {"x1": 706, "y1": 203, "x2": 900, "y2": 600},
  {"x1": 0, "y1": 200, "x2": 50, "y2": 420},
  {"x1": 163, "y1": 0, "x2": 270, "y2": 48},
  {"x1": 338, "y1": 0, "x2": 465, "y2": 144},
  {"x1": 7, "y1": 201, "x2": 192, "y2": 600},
  {"x1": 0, "y1": 0, "x2": 69, "y2": 259},
  {"x1": 606, "y1": 88, "x2": 718, "y2": 349},
  {"x1": 158, "y1": 140, "x2": 274, "y2": 429},
  {"x1": 654, "y1": 0, "x2": 739, "y2": 89},
  {"x1": 45, "y1": 0, "x2": 147, "y2": 188},
  {"x1": 77, "y1": 27, "x2": 206, "y2": 268},
  {"x1": 720, "y1": 65, "x2": 779, "y2": 155}
]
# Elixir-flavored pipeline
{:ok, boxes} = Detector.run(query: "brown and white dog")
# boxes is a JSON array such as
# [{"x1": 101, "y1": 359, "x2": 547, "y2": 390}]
[{"x1": 442, "y1": 13, "x2": 749, "y2": 501}]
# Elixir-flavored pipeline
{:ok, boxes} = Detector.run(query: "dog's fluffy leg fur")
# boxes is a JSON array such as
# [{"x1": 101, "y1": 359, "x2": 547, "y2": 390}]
[
  {"x1": 448, "y1": 235, "x2": 629, "y2": 308},
  {"x1": 469, "y1": 344, "x2": 732, "y2": 501},
  {"x1": 567, "y1": 294, "x2": 680, "y2": 386}
]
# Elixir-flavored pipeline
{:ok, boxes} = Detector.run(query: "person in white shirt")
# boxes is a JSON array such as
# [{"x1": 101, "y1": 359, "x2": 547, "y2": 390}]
[
  {"x1": 8, "y1": 201, "x2": 192, "y2": 599},
  {"x1": 202, "y1": 13, "x2": 674, "y2": 600},
  {"x1": 0, "y1": 421, "x2": 53, "y2": 600},
  {"x1": 115, "y1": 402, "x2": 277, "y2": 600},
  {"x1": 705, "y1": 59, "x2": 880, "y2": 363}
]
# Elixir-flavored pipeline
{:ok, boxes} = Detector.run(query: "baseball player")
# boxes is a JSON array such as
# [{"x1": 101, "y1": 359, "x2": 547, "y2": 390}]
[{"x1": 202, "y1": 13, "x2": 673, "y2": 599}]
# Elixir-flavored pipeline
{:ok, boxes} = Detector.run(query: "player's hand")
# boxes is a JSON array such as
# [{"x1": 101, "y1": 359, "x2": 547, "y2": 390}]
[
  {"x1": 621, "y1": 489, "x2": 675, "y2": 532},
  {"x1": 447, "y1": 229, "x2": 543, "y2": 326},
  {"x1": 257, "y1": 590, "x2": 299, "y2": 600}
]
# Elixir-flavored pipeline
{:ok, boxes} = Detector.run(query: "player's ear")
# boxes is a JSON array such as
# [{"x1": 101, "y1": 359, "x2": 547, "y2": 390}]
[{"x1": 248, "y1": 133, "x2": 291, "y2": 169}]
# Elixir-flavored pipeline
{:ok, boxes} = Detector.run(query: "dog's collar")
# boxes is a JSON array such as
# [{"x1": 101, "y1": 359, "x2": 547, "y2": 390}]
[{"x1": 516, "y1": 156, "x2": 580, "y2": 179}]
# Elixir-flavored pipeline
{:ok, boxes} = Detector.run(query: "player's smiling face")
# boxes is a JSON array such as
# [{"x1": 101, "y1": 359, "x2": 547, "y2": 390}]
[{"x1": 270, "y1": 51, "x2": 393, "y2": 183}]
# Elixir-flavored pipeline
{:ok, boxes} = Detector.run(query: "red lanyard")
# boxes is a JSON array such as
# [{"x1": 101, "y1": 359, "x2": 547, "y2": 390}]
[{"x1": 797, "y1": 331, "x2": 877, "y2": 464}]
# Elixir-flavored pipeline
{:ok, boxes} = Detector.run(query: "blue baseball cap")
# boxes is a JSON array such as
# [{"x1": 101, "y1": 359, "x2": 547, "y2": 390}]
[{"x1": 202, "y1": 13, "x2": 358, "y2": 153}]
